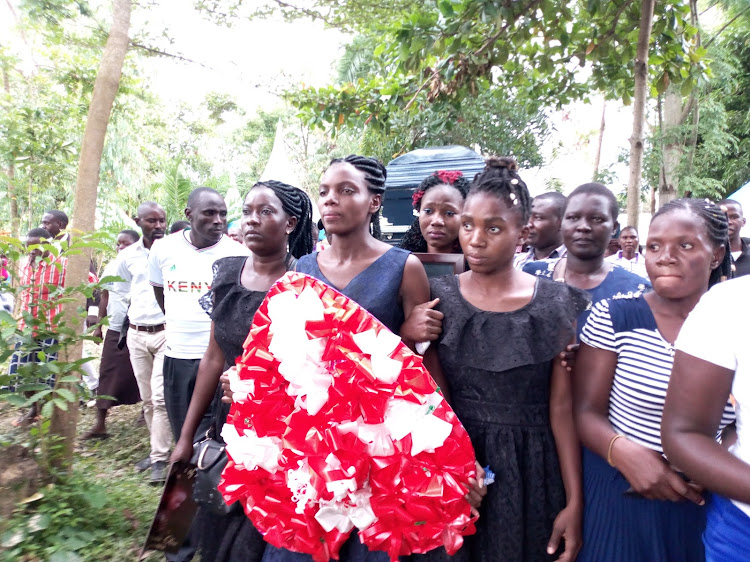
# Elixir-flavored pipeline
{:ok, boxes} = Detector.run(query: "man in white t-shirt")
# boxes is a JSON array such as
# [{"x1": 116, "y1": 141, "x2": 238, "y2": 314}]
[
  {"x1": 149, "y1": 187, "x2": 249, "y2": 445},
  {"x1": 662, "y1": 276, "x2": 750, "y2": 558},
  {"x1": 116, "y1": 202, "x2": 171, "y2": 483},
  {"x1": 605, "y1": 226, "x2": 649, "y2": 280}
]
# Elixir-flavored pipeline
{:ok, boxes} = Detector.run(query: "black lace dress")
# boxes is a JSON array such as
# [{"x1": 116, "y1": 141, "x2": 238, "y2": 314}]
[
  {"x1": 416, "y1": 275, "x2": 588, "y2": 562},
  {"x1": 196, "y1": 255, "x2": 277, "y2": 562}
]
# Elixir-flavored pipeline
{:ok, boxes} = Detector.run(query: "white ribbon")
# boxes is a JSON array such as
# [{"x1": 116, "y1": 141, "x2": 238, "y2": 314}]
[
  {"x1": 221, "y1": 423, "x2": 282, "y2": 473},
  {"x1": 384, "y1": 392, "x2": 453, "y2": 455},
  {"x1": 266, "y1": 288, "x2": 335, "y2": 415},
  {"x1": 351, "y1": 328, "x2": 403, "y2": 384},
  {"x1": 227, "y1": 366, "x2": 255, "y2": 404},
  {"x1": 314, "y1": 488, "x2": 377, "y2": 533}
]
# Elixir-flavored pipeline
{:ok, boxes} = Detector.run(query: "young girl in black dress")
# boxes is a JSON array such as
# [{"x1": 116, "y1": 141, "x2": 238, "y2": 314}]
[{"x1": 421, "y1": 159, "x2": 588, "y2": 561}]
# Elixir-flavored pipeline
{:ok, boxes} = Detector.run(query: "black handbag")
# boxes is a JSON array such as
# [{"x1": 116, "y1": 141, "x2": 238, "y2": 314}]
[{"x1": 190, "y1": 432, "x2": 239, "y2": 516}]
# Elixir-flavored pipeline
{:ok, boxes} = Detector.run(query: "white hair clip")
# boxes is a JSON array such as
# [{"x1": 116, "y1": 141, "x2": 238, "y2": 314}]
[{"x1": 510, "y1": 179, "x2": 519, "y2": 185}]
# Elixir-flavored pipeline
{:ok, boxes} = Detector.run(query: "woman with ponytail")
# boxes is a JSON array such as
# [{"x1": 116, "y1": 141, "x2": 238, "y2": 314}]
[
  {"x1": 171, "y1": 180, "x2": 315, "y2": 561},
  {"x1": 400, "y1": 170, "x2": 470, "y2": 254},
  {"x1": 573, "y1": 198, "x2": 735, "y2": 561}
]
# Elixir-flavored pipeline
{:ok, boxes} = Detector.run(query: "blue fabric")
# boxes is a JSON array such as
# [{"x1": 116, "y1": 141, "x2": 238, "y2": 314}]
[
  {"x1": 7, "y1": 337, "x2": 58, "y2": 391},
  {"x1": 578, "y1": 447, "x2": 706, "y2": 562},
  {"x1": 704, "y1": 494, "x2": 750, "y2": 562},
  {"x1": 522, "y1": 258, "x2": 651, "y2": 337},
  {"x1": 296, "y1": 247, "x2": 410, "y2": 335}
]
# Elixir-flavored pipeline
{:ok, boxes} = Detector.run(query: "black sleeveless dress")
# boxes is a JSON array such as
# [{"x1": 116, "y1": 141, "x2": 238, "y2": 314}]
[
  {"x1": 414, "y1": 275, "x2": 588, "y2": 562},
  {"x1": 197, "y1": 255, "x2": 274, "y2": 562}
]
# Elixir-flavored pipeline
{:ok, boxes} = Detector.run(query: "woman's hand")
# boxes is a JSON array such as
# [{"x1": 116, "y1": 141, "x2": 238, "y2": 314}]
[
  {"x1": 611, "y1": 438, "x2": 705, "y2": 504},
  {"x1": 400, "y1": 298, "x2": 443, "y2": 345},
  {"x1": 221, "y1": 367, "x2": 235, "y2": 403},
  {"x1": 464, "y1": 462, "x2": 488, "y2": 518},
  {"x1": 558, "y1": 343, "x2": 579, "y2": 373},
  {"x1": 547, "y1": 502, "x2": 582, "y2": 561},
  {"x1": 170, "y1": 437, "x2": 194, "y2": 464}
]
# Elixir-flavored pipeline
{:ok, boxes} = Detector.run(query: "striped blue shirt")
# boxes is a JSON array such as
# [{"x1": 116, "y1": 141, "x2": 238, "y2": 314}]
[{"x1": 581, "y1": 292, "x2": 735, "y2": 455}]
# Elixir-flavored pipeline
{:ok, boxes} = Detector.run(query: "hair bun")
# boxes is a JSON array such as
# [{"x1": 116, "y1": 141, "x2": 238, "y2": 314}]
[{"x1": 485, "y1": 156, "x2": 518, "y2": 172}]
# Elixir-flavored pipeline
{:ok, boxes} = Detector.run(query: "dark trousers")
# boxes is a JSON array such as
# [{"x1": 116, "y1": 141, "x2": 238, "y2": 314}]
[
  {"x1": 163, "y1": 356, "x2": 213, "y2": 442},
  {"x1": 162, "y1": 356, "x2": 214, "y2": 562}
]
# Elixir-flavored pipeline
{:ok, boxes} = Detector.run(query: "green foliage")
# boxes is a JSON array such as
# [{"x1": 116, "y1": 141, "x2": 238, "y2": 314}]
[
  {"x1": 0, "y1": 466, "x2": 154, "y2": 561},
  {"x1": 0, "y1": 231, "x2": 120, "y2": 476},
  {"x1": 282, "y1": 0, "x2": 708, "y2": 148}
]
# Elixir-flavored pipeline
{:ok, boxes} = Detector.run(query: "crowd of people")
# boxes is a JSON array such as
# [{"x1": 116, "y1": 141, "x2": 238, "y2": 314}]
[{"x1": 2, "y1": 153, "x2": 750, "y2": 562}]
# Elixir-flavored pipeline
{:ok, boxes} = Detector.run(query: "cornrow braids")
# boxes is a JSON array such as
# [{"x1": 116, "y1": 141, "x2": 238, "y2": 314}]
[
  {"x1": 329, "y1": 154, "x2": 387, "y2": 239},
  {"x1": 400, "y1": 170, "x2": 470, "y2": 253},
  {"x1": 653, "y1": 198, "x2": 734, "y2": 288},
  {"x1": 469, "y1": 157, "x2": 532, "y2": 224},
  {"x1": 253, "y1": 180, "x2": 314, "y2": 259}
]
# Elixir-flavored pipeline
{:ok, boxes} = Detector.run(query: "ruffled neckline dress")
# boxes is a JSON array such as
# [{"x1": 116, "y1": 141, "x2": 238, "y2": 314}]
[{"x1": 422, "y1": 275, "x2": 588, "y2": 562}]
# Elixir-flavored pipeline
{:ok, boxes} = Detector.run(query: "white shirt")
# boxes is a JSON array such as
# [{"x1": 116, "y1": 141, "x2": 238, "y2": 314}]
[
  {"x1": 101, "y1": 260, "x2": 128, "y2": 331},
  {"x1": 606, "y1": 251, "x2": 649, "y2": 280},
  {"x1": 116, "y1": 238, "x2": 166, "y2": 327},
  {"x1": 148, "y1": 231, "x2": 249, "y2": 359},
  {"x1": 675, "y1": 276, "x2": 750, "y2": 517}
]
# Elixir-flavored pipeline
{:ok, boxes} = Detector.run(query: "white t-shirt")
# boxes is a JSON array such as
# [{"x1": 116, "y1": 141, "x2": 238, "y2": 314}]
[
  {"x1": 675, "y1": 276, "x2": 750, "y2": 517},
  {"x1": 148, "y1": 231, "x2": 249, "y2": 359},
  {"x1": 101, "y1": 260, "x2": 128, "y2": 332}
]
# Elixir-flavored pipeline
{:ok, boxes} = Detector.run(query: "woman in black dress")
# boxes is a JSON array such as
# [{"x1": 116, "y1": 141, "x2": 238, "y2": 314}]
[
  {"x1": 170, "y1": 180, "x2": 314, "y2": 561},
  {"x1": 419, "y1": 158, "x2": 588, "y2": 561}
]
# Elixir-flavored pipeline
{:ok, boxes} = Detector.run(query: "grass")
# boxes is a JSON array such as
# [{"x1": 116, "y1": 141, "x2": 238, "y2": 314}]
[{"x1": 0, "y1": 400, "x2": 163, "y2": 561}]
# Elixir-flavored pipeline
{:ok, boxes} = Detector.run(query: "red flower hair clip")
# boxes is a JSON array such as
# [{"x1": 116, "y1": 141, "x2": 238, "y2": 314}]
[
  {"x1": 412, "y1": 190, "x2": 425, "y2": 208},
  {"x1": 436, "y1": 170, "x2": 463, "y2": 185}
]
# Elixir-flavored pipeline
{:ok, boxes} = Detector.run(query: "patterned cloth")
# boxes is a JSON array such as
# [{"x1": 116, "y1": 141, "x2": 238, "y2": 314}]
[
  {"x1": 7, "y1": 337, "x2": 58, "y2": 391},
  {"x1": 523, "y1": 257, "x2": 651, "y2": 338},
  {"x1": 16, "y1": 255, "x2": 67, "y2": 331},
  {"x1": 580, "y1": 293, "x2": 734, "y2": 454}
]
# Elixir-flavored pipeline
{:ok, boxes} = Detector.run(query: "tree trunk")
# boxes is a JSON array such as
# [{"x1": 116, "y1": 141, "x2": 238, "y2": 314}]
[
  {"x1": 2, "y1": 66, "x2": 21, "y2": 238},
  {"x1": 626, "y1": 0, "x2": 656, "y2": 231},
  {"x1": 593, "y1": 99, "x2": 606, "y2": 181},
  {"x1": 47, "y1": 0, "x2": 131, "y2": 476},
  {"x1": 658, "y1": 87, "x2": 682, "y2": 207}
]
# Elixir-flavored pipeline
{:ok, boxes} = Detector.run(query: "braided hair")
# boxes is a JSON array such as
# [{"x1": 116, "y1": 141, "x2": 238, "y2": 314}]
[
  {"x1": 329, "y1": 155, "x2": 387, "y2": 239},
  {"x1": 652, "y1": 198, "x2": 733, "y2": 288},
  {"x1": 400, "y1": 170, "x2": 470, "y2": 253},
  {"x1": 253, "y1": 180, "x2": 314, "y2": 259},
  {"x1": 469, "y1": 156, "x2": 532, "y2": 225}
]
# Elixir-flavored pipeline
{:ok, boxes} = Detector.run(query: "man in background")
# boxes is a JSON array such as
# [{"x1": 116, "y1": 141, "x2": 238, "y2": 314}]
[
  {"x1": 116, "y1": 202, "x2": 171, "y2": 483},
  {"x1": 8, "y1": 228, "x2": 65, "y2": 427},
  {"x1": 605, "y1": 225, "x2": 648, "y2": 280},
  {"x1": 514, "y1": 192, "x2": 567, "y2": 269},
  {"x1": 721, "y1": 199, "x2": 750, "y2": 277},
  {"x1": 149, "y1": 187, "x2": 249, "y2": 443}
]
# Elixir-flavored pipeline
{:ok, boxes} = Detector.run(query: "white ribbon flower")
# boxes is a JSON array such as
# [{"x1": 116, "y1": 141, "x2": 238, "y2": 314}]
[
  {"x1": 221, "y1": 423, "x2": 282, "y2": 473},
  {"x1": 314, "y1": 488, "x2": 377, "y2": 533},
  {"x1": 338, "y1": 418, "x2": 395, "y2": 457},
  {"x1": 351, "y1": 328, "x2": 403, "y2": 384},
  {"x1": 266, "y1": 288, "x2": 335, "y2": 415},
  {"x1": 287, "y1": 460, "x2": 317, "y2": 514},
  {"x1": 384, "y1": 392, "x2": 453, "y2": 455},
  {"x1": 227, "y1": 366, "x2": 255, "y2": 404}
]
